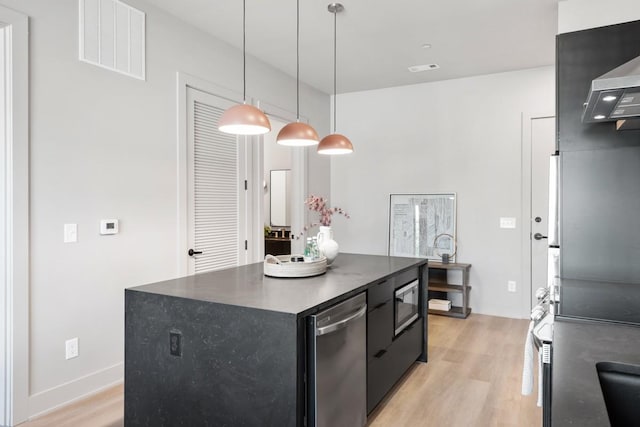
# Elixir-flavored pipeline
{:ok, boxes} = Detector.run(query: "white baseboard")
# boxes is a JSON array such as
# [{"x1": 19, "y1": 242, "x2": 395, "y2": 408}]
[{"x1": 28, "y1": 362, "x2": 123, "y2": 419}]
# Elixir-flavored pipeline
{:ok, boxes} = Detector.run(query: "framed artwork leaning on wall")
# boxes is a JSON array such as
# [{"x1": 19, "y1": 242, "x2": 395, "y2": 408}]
[{"x1": 388, "y1": 193, "x2": 457, "y2": 261}]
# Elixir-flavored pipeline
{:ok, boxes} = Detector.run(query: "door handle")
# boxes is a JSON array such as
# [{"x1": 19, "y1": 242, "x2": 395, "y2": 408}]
[
  {"x1": 316, "y1": 304, "x2": 367, "y2": 336},
  {"x1": 188, "y1": 249, "x2": 203, "y2": 256},
  {"x1": 533, "y1": 233, "x2": 548, "y2": 241}
]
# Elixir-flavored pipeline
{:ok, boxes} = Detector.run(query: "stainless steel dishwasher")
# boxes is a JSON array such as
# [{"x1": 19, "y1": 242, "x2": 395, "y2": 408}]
[{"x1": 308, "y1": 292, "x2": 367, "y2": 427}]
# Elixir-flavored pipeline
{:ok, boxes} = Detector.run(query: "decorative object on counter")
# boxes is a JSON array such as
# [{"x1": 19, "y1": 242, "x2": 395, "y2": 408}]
[
  {"x1": 433, "y1": 232, "x2": 457, "y2": 263},
  {"x1": 218, "y1": 0, "x2": 271, "y2": 136},
  {"x1": 317, "y1": 226, "x2": 339, "y2": 265},
  {"x1": 276, "y1": 0, "x2": 319, "y2": 147},
  {"x1": 317, "y1": 3, "x2": 354, "y2": 155},
  {"x1": 264, "y1": 225, "x2": 271, "y2": 237},
  {"x1": 388, "y1": 193, "x2": 456, "y2": 260},
  {"x1": 294, "y1": 195, "x2": 350, "y2": 265},
  {"x1": 304, "y1": 237, "x2": 320, "y2": 262},
  {"x1": 263, "y1": 254, "x2": 327, "y2": 278},
  {"x1": 302, "y1": 195, "x2": 350, "y2": 228}
]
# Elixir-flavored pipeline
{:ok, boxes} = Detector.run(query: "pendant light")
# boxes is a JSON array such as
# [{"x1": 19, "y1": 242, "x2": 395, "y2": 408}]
[
  {"x1": 218, "y1": 0, "x2": 271, "y2": 135},
  {"x1": 318, "y1": 3, "x2": 353, "y2": 155},
  {"x1": 277, "y1": 0, "x2": 320, "y2": 146}
]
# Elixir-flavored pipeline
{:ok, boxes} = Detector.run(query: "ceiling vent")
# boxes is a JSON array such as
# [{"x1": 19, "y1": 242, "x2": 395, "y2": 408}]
[{"x1": 408, "y1": 64, "x2": 440, "y2": 73}]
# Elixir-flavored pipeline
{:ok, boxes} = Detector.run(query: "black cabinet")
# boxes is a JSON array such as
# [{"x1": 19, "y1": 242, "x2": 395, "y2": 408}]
[
  {"x1": 265, "y1": 238, "x2": 291, "y2": 256},
  {"x1": 367, "y1": 343, "x2": 394, "y2": 413},
  {"x1": 368, "y1": 278, "x2": 393, "y2": 310},
  {"x1": 367, "y1": 300, "x2": 393, "y2": 362},
  {"x1": 366, "y1": 267, "x2": 425, "y2": 414},
  {"x1": 367, "y1": 320, "x2": 422, "y2": 413}
]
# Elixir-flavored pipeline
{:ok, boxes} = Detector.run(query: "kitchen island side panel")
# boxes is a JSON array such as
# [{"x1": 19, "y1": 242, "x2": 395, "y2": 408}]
[{"x1": 124, "y1": 290, "x2": 299, "y2": 427}]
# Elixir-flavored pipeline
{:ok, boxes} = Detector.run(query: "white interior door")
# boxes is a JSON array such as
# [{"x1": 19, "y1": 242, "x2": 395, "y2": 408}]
[
  {"x1": 0, "y1": 25, "x2": 8, "y2": 426},
  {"x1": 530, "y1": 117, "x2": 556, "y2": 309},
  {"x1": 186, "y1": 87, "x2": 247, "y2": 274}
]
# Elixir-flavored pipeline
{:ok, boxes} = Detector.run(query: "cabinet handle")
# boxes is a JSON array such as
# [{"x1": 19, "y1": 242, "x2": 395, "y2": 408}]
[
  {"x1": 374, "y1": 302, "x2": 386, "y2": 310},
  {"x1": 374, "y1": 349, "x2": 387, "y2": 358}
]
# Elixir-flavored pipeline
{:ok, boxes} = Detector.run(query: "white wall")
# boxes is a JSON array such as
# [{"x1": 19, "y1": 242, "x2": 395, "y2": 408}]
[
  {"x1": 1, "y1": 0, "x2": 329, "y2": 418},
  {"x1": 558, "y1": 0, "x2": 640, "y2": 33},
  {"x1": 331, "y1": 66, "x2": 555, "y2": 319}
]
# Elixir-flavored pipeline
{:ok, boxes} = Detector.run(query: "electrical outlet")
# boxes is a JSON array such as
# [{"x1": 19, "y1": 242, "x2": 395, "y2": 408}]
[
  {"x1": 170, "y1": 331, "x2": 182, "y2": 357},
  {"x1": 65, "y1": 337, "x2": 79, "y2": 360},
  {"x1": 508, "y1": 281, "x2": 517, "y2": 293}
]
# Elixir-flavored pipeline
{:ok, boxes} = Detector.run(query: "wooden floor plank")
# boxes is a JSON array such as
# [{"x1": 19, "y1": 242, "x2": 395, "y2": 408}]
[{"x1": 20, "y1": 314, "x2": 541, "y2": 427}]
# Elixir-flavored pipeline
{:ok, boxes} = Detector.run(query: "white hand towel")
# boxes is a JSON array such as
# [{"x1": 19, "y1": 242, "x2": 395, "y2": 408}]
[
  {"x1": 521, "y1": 320, "x2": 535, "y2": 395},
  {"x1": 537, "y1": 350, "x2": 544, "y2": 407}
]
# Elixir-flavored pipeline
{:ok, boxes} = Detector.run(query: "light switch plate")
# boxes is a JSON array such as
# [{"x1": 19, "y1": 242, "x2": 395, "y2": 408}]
[
  {"x1": 500, "y1": 217, "x2": 516, "y2": 229},
  {"x1": 64, "y1": 224, "x2": 78, "y2": 243}
]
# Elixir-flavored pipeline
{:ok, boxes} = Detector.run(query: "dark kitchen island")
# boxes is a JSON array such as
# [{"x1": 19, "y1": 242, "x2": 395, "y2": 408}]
[{"x1": 124, "y1": 253, "x2": 428, "y2": 426}]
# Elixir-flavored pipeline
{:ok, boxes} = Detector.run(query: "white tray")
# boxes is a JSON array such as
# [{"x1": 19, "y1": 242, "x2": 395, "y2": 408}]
[{"x1": 264, "y1": 254, "x2": 328, "y2": 278}]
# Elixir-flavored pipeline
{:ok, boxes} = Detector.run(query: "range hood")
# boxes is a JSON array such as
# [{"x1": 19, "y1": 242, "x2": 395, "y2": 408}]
[{"x1": 582, "y1": 55, "x2": 640, "y2": 128}]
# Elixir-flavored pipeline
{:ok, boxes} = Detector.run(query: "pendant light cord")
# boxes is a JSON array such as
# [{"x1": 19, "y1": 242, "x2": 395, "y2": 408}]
[
  {"x1": 333, "y1": 9, "x2": 337, "y2": 133},
  {"x1": 296, "y1": 0, "x2": 300, "y2": 120},
  {"x1": 243, "y1": 0, "x2": 247, "y2": 102}
]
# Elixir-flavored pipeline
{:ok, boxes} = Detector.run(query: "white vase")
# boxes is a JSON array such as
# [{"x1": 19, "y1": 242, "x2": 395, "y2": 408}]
[{"x1": 316, "y1": 226, "x2": 339, "y2": 265}]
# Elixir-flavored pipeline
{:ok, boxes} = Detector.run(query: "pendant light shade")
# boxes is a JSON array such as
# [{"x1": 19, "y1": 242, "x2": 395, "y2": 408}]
[
  {"x1": 277, "y1": 122, "x2": 320, "y2": 146},
  {"x1": 218, "y1": 104, "x2": 271, "y2": 135},
  {"x1": 317, "y1": 133, "x2": 353, "y2": 154},
  {"x1": 277, "y1": 0, "x2": 319, "y2": 146},
  {"x1": 318, "y1": 3, "x2": 353, "y2": 155},
  {"x1": 218, "y1": 0, "x2": 271, "y2": 136}
]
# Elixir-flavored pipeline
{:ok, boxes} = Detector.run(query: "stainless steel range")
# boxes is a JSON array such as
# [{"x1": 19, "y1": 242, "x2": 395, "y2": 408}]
[{"x1": 524, "y1": 154, "x2": 561, "y2": 427}]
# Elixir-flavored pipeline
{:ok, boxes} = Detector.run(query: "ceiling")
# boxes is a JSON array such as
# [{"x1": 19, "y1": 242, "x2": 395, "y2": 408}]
[{"x1": 145, "y1": 0, "x2": 559, "y2": 94}]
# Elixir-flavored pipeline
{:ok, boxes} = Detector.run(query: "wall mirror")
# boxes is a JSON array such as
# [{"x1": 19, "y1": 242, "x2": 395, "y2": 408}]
[{"x1": 270, "y1": 169, "x2": 292, "y2": 227}]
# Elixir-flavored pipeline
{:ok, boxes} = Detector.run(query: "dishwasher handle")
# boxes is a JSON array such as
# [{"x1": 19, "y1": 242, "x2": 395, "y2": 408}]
[{"x1": 316, "y1": 304, "x2": 367, "y2": 336}]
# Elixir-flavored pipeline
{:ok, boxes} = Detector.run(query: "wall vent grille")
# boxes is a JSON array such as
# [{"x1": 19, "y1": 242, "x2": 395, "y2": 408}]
[{"x1": 79, "y1": 0, "x2": 145, "y2": 80}]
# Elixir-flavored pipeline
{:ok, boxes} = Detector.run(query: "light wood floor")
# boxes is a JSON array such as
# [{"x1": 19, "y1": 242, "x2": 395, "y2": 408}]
[
  {"x1": 367, "y1": 314, "x2": 541, "y2": 427},
  {"x1": 20, "y1": 314, "x2": 540, "y2": 427}
]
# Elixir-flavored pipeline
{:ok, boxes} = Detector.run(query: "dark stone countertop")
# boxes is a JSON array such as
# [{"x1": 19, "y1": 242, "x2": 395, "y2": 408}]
[
  {"x1": 126, "y1": 253, "x2": 427, "y2": 317},
  {"x1": 558, "y1": 278, "x2": 640, "y2": 324},
  {"x1": 552, "y1": 317, "x2": 640, "y2": 426}
]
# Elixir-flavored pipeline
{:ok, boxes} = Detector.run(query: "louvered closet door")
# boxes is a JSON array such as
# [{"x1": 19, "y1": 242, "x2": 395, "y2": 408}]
[{"x1": 186, "y1": 88, "x2": 247, "y2": 274}]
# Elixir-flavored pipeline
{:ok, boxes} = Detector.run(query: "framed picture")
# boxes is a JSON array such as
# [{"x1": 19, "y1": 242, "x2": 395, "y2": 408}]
[{"x1": 388, "y1": 193, "x2": 457, "y2": 260}]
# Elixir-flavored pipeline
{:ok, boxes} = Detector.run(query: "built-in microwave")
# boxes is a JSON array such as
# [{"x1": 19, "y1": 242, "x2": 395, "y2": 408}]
[{"x1": 394, "y1": 280, "x2": 419, "y2": 336}]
